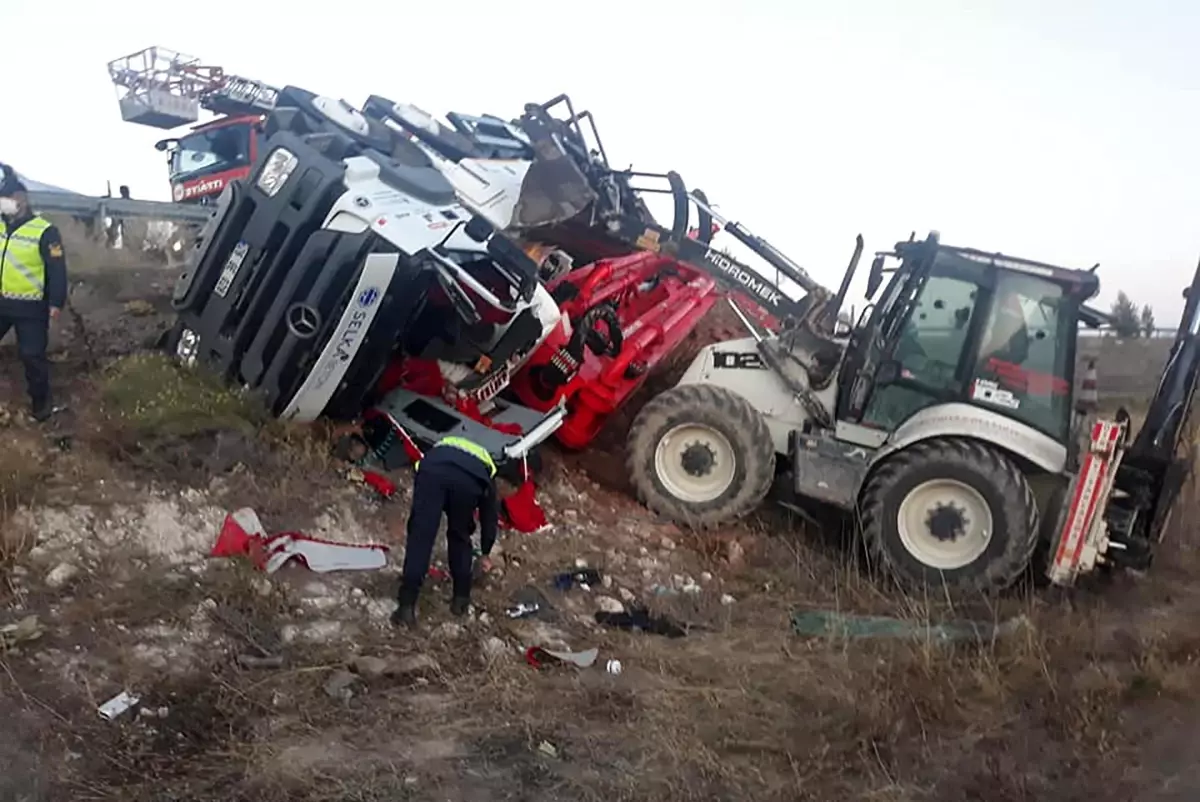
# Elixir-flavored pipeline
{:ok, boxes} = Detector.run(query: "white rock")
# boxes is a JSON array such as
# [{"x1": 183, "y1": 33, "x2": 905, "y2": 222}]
[
  {"x1": 364, "y1": 599, "x2": 394, "y2": 621},
  {"x1": 44, "y1": 562, "x2": 79, "y2": 589},
  {"x1": 433, "y1": 622, "x2": 464, "y2": 640},
  {"x1": 481, "y1": 636, "x2": 509, "y2": 660},
  {"x1": 574, "y1": 558, "x2": 588, "y2": 569},
  {"x1": 700, "y1": 571, "x2": 713, "y2": 583},
  {"x1": 660, "y1": 537, "x2": 676, "y2": 550},
  {"x1": 720, "y1": 594, "x2": 736, "y2": 606},
  {"x1": 595, "y1": 596, "x2": 625, "y2": 614}
]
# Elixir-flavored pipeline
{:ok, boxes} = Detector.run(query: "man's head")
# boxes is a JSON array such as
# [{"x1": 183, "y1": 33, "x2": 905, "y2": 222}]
[{"x1": 0, "y1": 164, "x2": 28, "y2": 218}]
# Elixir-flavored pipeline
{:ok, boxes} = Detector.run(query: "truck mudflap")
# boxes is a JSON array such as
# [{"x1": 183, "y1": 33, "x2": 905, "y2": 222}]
[
  {"x1": 1047, "y1": 419, "x2": 1128, "y2": 586},
  {"x1": 362, "y1": 389, "x2": 567, "y2": 470}
]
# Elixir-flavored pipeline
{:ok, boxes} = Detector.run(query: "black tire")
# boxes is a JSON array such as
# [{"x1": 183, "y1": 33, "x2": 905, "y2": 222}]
[
  {"x1": 858, "y1": 437, "x2": 1040, "y2": 595},
  {"x1": 626, "y1": 384, "x2": 775, "y2": 528}
]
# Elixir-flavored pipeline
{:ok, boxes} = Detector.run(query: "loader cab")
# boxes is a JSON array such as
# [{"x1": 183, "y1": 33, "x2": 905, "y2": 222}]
[{"x1": 838, "y1": 236, "x2": 1099, "y2": 443}]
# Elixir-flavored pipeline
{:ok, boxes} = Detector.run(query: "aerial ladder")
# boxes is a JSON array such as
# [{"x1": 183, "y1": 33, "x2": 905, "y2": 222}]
[{"x1": 107, "y1": 47, "x2": 279, "y2": 203}]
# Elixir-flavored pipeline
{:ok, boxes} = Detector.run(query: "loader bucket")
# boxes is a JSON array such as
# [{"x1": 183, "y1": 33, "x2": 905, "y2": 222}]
[{"x1": 510, "y1": 140, "x2": 598, "y2": 230}]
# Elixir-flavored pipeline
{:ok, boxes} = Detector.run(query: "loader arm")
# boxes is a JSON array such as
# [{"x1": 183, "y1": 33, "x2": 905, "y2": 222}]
[
  {"x1": 1112, "y1": 256, "x2": 1200, "y2": 549},
  {"x1": 512, "y1": 100, "x2": 834, "y2": 327}
]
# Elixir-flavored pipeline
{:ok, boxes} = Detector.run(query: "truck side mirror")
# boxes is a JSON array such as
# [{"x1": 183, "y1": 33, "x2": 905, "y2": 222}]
[{"x1": 866, "y1": 255, "x2": 885, "y2": 300}]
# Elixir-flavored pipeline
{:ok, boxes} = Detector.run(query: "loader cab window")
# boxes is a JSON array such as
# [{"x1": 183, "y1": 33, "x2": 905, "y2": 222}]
[
  {"x1": 970, "y1": 272, "x2": 1073, "y2": 441},
  {"x1": 861, "y1": 267, "x2": 984, "y2": 429}
]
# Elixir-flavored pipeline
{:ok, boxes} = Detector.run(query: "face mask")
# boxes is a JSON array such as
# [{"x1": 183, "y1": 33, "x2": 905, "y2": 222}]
[{"x1": 0, "y1": 198, "x2": 17, "y2": 216}]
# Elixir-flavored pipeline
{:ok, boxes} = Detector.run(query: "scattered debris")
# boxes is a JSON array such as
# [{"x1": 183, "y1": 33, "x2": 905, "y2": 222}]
[
  {"x1": 506, "y1": 585, "x2": 551, "y2": 619},
  {"x1": 507, "y1": 602, "x2": 541, "y2": 619},
  {"x1": 790, "y1": 610, "x2": 1032, "y2": 643},
  {"x1": 554, "y1": 567, "x2": 602, "y2": 591},
  {"x1": 211, "y1": 508, "x2": 389, "y2": 573},
  {"x1": 525, "y1": 646, "x2": 599, "y2": 669},
  {"x1": 98, "y1": 690, "x2": 140, "y2": 721},
  {"x1": 595, "y1": 607, "x2": 687, "y2": 638},
  {"x1": 536, "y1": 740, "x2": 558, "y2": 759}
]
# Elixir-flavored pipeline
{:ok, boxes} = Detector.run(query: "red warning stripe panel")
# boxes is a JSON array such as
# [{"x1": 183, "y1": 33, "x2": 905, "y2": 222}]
[{"x1": 1051, "y1": 421, "x2": 1122, "y2": 581}]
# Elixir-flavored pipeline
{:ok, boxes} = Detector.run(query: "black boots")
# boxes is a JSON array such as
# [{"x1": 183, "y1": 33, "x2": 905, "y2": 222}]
[
  {"x1": 390, "y1": 603, "x2": 417, "y2": 628},
  {"x1": 391, "y1": 582, "x2": 420, "y2": 629},
  {"x1": 391, "y1": 582, "x2": 472, "y2": 627},
  {"x1": 31, "y1": 399, "x2": 52, "y2": 422}
]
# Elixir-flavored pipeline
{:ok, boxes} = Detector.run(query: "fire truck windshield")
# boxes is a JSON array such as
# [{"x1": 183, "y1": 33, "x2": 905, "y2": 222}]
[{"x1": 169, "y1": 124, "x2": 253, "y2": 184}]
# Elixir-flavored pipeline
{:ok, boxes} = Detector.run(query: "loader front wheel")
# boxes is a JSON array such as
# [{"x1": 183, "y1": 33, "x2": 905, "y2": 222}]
[
  {"x1": 627, "y1": 384, "x2": 775, "y2": 528},
  {"x1": 859, "y1": 438, "x2": 1040, "y2": 595}
]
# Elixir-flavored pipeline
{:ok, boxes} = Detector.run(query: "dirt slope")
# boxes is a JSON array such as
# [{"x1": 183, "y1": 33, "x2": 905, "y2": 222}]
[{"x1": 3, "y1": 238, "x2": 1200, "y2": 801}]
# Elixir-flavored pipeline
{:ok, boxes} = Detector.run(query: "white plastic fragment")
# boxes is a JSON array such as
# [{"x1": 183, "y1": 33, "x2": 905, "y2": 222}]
[{"x1": 98, "y1": 691, "x2": 140, "y2": 721}]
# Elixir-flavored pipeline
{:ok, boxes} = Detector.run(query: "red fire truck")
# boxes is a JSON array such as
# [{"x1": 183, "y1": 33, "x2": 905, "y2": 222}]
[{"x1": 108, "y1": 47, "x2": 277, "y2": 205}]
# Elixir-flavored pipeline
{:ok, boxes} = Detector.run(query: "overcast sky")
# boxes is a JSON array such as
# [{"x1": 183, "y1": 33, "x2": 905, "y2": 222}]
[{"x1": 2, "y1": 0, "x2": 1196, "y2": 322}]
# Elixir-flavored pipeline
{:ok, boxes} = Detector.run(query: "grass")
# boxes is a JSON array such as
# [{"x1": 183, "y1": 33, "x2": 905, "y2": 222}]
[{"x1": 98, "y1": 353, "x2": 265, "y2": 439}]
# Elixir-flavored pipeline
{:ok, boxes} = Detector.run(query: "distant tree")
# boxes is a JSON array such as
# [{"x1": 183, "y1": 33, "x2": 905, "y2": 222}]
[
  {"x1": 1110, "y1": 291, "x2": 1141, "y2": 338},
  {"x1": 1140, "y1": 304, "x2": 1156, "y2": 338}
]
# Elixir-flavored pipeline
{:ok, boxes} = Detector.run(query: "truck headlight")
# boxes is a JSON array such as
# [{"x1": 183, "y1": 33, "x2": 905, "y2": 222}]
[
  {"x1": 175, "y1": 327, "x2": 199, "y2": 366},
  {"x1": 256, "y1": 148, "x2": 299, "y2": 197}
]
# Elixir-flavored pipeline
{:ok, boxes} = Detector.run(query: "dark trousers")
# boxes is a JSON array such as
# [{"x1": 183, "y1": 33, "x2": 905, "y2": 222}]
[
  {"x1": 398, "y1": 463, "x2": 479, "y2": 605},
  {"x1": 0, "y1": 314, "x2": 50, "y2": 411}
]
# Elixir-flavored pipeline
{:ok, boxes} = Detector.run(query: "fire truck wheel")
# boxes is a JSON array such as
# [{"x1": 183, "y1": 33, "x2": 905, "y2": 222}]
[
  {"x1": 859, "y1": 437, "x2": 1040, "y2": 595},
  {"x1": 627, "y1": 384, "x2": 775, "y2": 528}
]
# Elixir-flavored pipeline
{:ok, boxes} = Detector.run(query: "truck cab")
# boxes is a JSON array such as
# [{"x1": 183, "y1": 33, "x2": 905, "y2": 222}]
[{"x1": 156, "y1": 115, "x2": 264, "y2": 205}]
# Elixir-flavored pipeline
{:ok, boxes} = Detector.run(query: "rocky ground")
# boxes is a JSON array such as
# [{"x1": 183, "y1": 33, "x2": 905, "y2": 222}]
[{"x1": 3, "y1": 235, "x2": 1200, "y2": 801}]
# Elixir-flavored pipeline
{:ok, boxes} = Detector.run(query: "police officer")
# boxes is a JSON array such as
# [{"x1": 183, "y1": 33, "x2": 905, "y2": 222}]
[
  {"x1": 392, "y1": 435, "x2": 500, "y2": 628},
  {"x1": 0, "y1": 166, "x2": 66, "y2": 421}
]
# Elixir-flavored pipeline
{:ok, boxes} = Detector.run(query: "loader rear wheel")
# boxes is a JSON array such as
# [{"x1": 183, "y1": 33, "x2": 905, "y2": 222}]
[
  {"x1": 859, "y1": 438, "x2": 1039, "y2": 595},
  {"x1": 627, "y1": 384, "x2": 775, "y2": 528}
]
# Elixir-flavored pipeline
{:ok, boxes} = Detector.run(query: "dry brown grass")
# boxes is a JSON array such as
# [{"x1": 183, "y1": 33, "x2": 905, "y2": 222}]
[{"x1": 5, "y1": 273, "x2": 1200, "y2": 800}]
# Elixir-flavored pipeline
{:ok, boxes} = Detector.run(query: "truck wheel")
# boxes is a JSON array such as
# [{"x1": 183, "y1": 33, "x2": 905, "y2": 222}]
[
  {"x1": 858, "y1": 438, "x2": 1039, "y2": 594},
  {"x1": 627, "y1": 384, "x2": 775, "y2": 528}
]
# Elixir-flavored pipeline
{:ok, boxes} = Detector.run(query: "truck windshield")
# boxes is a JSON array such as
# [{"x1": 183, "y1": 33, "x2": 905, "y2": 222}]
[{"x1": 170, "y1": 124, "x2": 253, "y2": 183}]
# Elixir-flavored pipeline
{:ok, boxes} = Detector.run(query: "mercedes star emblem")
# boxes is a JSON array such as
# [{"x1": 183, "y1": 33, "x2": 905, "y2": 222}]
[{"x1": 285, "y1": 303, "x2": 322, "y2": 340}]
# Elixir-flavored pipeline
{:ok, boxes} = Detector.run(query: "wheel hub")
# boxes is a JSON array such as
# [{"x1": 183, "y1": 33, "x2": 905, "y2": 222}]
[
  {"x1": 896, "y1": 478, "x2": 994, "y2": 571},
  {"x1": 680, "y1": 441, "x2": 716, "y2": 477},
  {"x1": 926, "y1": 502, "x2": 969, "y2": 542},
  {"x1": 653, "y1": 423, "x2": 737, "y2": 504}
]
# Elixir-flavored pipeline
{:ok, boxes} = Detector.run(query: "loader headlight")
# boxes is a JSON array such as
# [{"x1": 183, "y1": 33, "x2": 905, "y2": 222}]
[{"x1": 256, "y1": 148, "x2": 299, "y2": 197}]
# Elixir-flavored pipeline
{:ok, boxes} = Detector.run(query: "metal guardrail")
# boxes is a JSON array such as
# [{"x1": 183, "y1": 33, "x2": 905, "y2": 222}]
[{"x1": 27, "y1": 191, "x2": 211, "y2": 224}]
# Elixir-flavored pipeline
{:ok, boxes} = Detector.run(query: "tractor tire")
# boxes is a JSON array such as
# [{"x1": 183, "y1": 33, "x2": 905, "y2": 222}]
[
  {"x1": 858, "y1": 437, "x2": 1039, "y2": 595},
  {"x1": 626, "y1": 384, "x2": 775, "y2": 528}
]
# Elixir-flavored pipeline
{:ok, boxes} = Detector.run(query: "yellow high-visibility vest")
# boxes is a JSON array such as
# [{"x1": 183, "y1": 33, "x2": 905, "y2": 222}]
[
  {"x1": 0, "y1": 217, "x2": 51, "y2": 301},
  {"x1": 416, "y1": 436, "x2": 497, "y2": 477}
]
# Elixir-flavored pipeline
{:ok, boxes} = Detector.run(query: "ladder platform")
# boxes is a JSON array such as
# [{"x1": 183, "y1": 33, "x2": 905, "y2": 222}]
[{"x1": 119, "y1": 91, "x2": 200, "y2": 129}]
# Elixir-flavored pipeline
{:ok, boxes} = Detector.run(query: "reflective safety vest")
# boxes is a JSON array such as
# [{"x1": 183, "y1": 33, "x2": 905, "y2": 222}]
[
  {"x1": 416, "y1": 435, "x2": 497, "y2": 477},
  {"x1": 0, "y1": 216, "x2": 50, "y2": 302}
]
